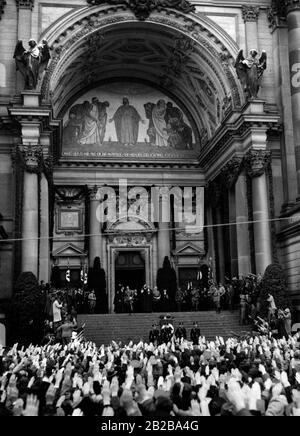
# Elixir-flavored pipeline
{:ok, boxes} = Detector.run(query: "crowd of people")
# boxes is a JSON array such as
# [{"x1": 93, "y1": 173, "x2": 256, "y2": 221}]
[
  {"x1": 1, "y1": 326, "x2": 300, "y2": 416},
  {"x1": 40, "y1": 272, "x2": 263, "y2": 318},
  {"x1": 113, "y1": 274, "x2": 263, "y2": 316}
]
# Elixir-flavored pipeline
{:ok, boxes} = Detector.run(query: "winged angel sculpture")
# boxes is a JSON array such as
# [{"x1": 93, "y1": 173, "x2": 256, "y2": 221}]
[
  {"x1": 13, "y1": 39, "x2": 51, "y2": 90},
  {"x1": 235, "y1": 49, "x2": 267, "y2": 99}
]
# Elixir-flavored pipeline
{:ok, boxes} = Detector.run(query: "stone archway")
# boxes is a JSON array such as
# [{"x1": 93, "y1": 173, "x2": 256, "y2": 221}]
[{"x1": 39, "y1": 2, "x2": 244, "y2": 145}]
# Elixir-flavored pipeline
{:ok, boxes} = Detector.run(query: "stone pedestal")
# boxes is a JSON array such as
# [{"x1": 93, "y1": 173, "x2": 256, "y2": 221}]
[{"x1": 22, "y1": 91, "x2": 40, "y2": 108}]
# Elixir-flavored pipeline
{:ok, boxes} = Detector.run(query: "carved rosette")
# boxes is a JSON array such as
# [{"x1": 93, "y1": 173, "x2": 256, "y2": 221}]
[
  {"x1": 220, "y1": 157, "x2": 243, "y2": 189},
  {"x1": 242, "y1": 5, "x2": 260, "y2": 22},
  {"x1": 244, "y1": 149, "x2": 271, "y2": 178},
  {"x1": 16, "y1": 0, "x2": 34, "y2": 10},
  {"x1": 18, "y1": 144, "x2": 43, "y2": 173},
  {"x1": 86, "y1": 0, "x2": 195, "y2": 21}
]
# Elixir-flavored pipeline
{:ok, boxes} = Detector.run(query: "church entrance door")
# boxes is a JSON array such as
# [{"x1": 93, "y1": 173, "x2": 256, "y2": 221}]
[{"x1": 115, "y1": 251, "x2": 146, "y2": 291}]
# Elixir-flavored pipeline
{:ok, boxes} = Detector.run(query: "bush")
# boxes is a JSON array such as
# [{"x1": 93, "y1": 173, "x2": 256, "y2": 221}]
[
  {"x1": 259, "y1": 264, "x2": 289, "y2": 318},
  {"x1": 8, "y1": 272, "x2": 46, "y2": 346},
  {"x1": 88, "y1": 257, "x2": 107, "y2": 313}
]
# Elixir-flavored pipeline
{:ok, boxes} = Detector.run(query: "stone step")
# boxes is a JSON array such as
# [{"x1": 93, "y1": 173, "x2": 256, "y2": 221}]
[{"x1": 78, "y1": 311, "x2": 249, "y2": 345}]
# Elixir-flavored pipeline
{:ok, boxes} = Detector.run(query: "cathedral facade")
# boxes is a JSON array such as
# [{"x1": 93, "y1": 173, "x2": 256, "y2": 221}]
[{"x1": 0, "y1": 0, "x2": 300, "y2": 317}]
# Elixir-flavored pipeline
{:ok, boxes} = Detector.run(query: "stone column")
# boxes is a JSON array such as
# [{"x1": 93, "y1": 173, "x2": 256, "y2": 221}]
[
  {"x1": 268, "y1": 2, "x2": 297, "y2": 207},
  {"x1": 89, "y1": 186, "x2": 102, "y2": 267},
  {"x1": 39, "y1": 172, "x2": 50, "y2": 283},
  {"x1": 157, "y1": 194, "x2": 171, "y2": 268},
  {"x1": 235, "y1": 172, "x2": 252, "y2": 276},
  {"x1": 210, "y1": 182, "x2": 226, "y2": 283},
  {"x1": 221, "y1": 157, "x2": 242, "y2": 278},
  {"x1": 242, "y1": 6, "x2": 260, "y2": 52},
  {"x1": 152, "y1": 235, "x2": 158, "y2": 286},
  {"x1": 286, "y1": 0, "x2": 300, "y2": 198},
  {"x1": 20, "y1": 144, "x2": 42, "y2": 277},
  {"x1": 245, "y1": 149, "x2": 273, "y2": 274}
]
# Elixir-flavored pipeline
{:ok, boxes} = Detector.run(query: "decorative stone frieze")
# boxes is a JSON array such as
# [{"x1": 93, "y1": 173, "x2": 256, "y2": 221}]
[{"x1": 86, "y1": 0, "x2": 195, "y2": 21}]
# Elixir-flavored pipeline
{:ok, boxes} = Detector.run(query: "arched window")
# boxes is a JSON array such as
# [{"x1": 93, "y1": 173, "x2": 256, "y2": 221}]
[{"x1": 0, "y1": 63, "x2": 6, "y2": 88}]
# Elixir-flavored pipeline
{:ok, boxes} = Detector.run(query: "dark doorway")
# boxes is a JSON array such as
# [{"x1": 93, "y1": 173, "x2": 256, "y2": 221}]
[{"x1": 115, "y1": 251, "x2": 146, "y2": 291}]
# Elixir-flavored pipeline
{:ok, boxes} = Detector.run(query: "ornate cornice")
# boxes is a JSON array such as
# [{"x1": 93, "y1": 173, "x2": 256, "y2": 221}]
[
  {"x1": 16, "y1": 0, "x2": 34, "y2": 10},
  {"x1": 244, "y1": 149, "x2": 271, "y2": 178},
  {"x1": 86, "y1": 0, "x2": 195, "y2": 21},
  {"x1": 242, "y1": 5, "x2": 260, "y2": 22},
  {"x1": 0, "y1": 1, "x2": 6, "y2": 20},
  {"x1": 285, "y1": 0, "x2": 300, "y2": 13},
  {"x1": 220, "y1": 157, "x2": 243, "y2": 189}
]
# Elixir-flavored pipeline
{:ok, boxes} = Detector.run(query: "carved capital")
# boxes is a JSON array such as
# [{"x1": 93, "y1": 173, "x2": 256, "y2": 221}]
[
  {"x1": 86, "y1": 0, "x2": 195, "y2": 21},
  {"x1": 221, "y1": 157, "x2": 243, "y2": 189},
  {"x1": 242, "y1": 5, "x2": 260, "y2": 22},
  {"x1": 18, "y1": 144, "x2": 43, "y2": 173},
  {"x1": 285, "y1": 0, "x2": 300, "y2": 13},
  {"x1": 268, "y1": 0, "x2": 287, "y2": 29},
  {"x1": 244, "y1": 149, "x2": 271, "y2": 178},
  {"x1": 88, "y1": 185, "x2": 99, "y2": 201},
  {"x1": 16, "y1": 0, "x2": 34, "y2": 10},
  {"x1": 0, "y1": 1, "x2": 6, "y2": 20}
]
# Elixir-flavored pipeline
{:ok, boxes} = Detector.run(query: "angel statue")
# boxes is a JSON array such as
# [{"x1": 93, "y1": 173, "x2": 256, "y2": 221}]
[
  {"x1": 13, "y1": 39, "x2": 51, "y2": 90},
  {"x1": 235, "y1": 49, "x2": 267, "y2": 99}
]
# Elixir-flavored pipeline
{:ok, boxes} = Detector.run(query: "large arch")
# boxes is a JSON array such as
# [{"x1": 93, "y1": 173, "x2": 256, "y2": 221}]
[{"x1": 39, "y1": 4, "x2": 244, "y2": 141}]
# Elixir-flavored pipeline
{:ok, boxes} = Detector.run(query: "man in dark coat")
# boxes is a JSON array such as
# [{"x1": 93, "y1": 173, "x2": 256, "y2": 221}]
[
  {"x1": 190, "y1": 321, "x2": 201, "y2": 345},
  {"x1": 149, "y1": 324, "x2": 160, "y2": 345},
  {"x1": 175, "y1": 322, "x2": 187, "y2": 341}
]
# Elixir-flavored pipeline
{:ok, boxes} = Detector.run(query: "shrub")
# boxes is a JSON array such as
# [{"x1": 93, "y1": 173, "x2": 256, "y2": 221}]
[
  {"x1": 8, "y1": 272, "x2": 46, "y2": 346},
  {"x1": 259, "y1": 264, "x2": 289, "y2": 318}
]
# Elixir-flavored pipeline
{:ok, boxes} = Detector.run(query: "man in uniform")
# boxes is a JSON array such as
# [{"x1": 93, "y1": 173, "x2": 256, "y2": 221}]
[
  {"x1": 175, "y1": 322, "x2": 187, "y2": 341},
  {"x1": 149, "y1": 324, "x2": 160, "y2": 346},
  {"x1": 190, "y1": 321, "x2": 201, "y2": 345}
]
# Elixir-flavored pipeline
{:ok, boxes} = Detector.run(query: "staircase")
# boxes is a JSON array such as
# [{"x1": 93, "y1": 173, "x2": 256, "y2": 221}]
[{"x1": 78, "y1": 311, "x2": 249, "y2": 346}]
